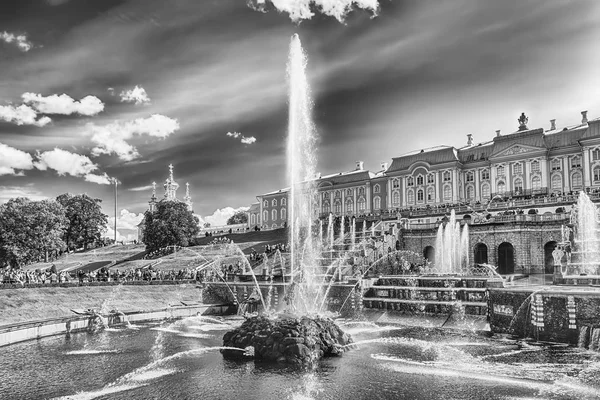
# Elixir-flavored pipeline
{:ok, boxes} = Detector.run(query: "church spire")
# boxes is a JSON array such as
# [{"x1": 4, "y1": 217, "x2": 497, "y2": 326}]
[
  {"x1": 184, "y1": 182, "x2": 193, "y2": 212},
  {"x1": 163, "y1": 164, "x2": 179, "y2": 201},
  {"x1": 149, "y1": 181, "x2": 157, "y2": 212}
]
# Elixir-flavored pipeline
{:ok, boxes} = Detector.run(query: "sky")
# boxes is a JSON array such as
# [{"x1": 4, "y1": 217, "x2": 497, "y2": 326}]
[{"x1": 1, "y1": 0, "x2": 600, "y2": 240}]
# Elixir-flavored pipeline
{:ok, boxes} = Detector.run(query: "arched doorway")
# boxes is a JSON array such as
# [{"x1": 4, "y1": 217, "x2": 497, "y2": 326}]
[
  {"x1": 423, "y1": 246, "x2": 435, "y2": 263},
  {"x1": 474, "y1": 243, "x2": 488, "y2": 265},
  {"x1": 497, "y1": 242, "x2": 515, "y2": 274},
  {"x1": 544, "y1": 241, "x2": 557, "y2": 273}
]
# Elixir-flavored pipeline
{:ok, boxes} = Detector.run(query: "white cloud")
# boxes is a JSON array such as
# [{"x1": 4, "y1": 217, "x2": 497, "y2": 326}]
[
  {"x1": 84, "y1": 172, "x2": 111, "y2": 185},
  {"x1": 120, "y1": 85, "x2": 151, "y2": 105},
  {"x1": 104, "y1": 209, "x2": 144, "y2": 242},
  {"x1": 0, "y1": 142, "x2": 35, "y2": 176},
  {"x1": 247, "y1": 0, "x2": 380, "y2": 22},
  {"x1": 0, "y1": 104, "x2": 51, "y2": 126},
  {"x1": 35, "y1": 148, "x2": 98, "y2": 177},
  {"x1": 87, "y1": 114, "x2": 180, "y2": 160},
  {"x1": 241, "y1": 136, "x2": 257, "y2": 144},
  {"x1": 226, "y1": 131, "x2": 257, "y2": 145},
  {"x1": 22, "y1": 92, "x2": 104, "y2": 116},
  {"x1": 129, "y1": 184, "x2": 154, "y2": 192},
  {"x1": 0, "y1": 186, "x2": 47, "y2": 204},
  {"x1": 199, "y1": 206, "x2": 250, "y2": 226},
  {"x1": 0, "y1": 31, "x2": 33, "y2": 52}
]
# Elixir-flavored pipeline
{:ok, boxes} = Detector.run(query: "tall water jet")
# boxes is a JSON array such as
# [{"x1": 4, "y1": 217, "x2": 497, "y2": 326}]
[
  {"x1": 287, "y1": 34, "x2": 320, "y2": 313},
  {"x1": 350, "y1": 217, "x2": 356, "y2": 250},
  {"x1": 434, "y1": 210, "x2": 470, "y2": 274},
  {"x1": 567, "y1": 191, "x2": 600, "y2": 275},
  {"x1": 340, "y1": 216, "x2": 345, "y2": 243},
  {"x1": 328, "y1": 213, "x2": 334, "y2": 250}
]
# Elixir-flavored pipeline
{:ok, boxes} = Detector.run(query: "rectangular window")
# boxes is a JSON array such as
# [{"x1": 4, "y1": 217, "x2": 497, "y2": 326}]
[
  {"x1": 571, "y1": 157, "x2": 581, "y2": 168},
  {"x1": 513, "y1": 163, "x2": 522, "y2": 174},
  {"x1": 551, "y1": 159, "x2": 562, "y2": 171},
  {"x1": 531, "y1": 161, "x2": 540, "y2": 172},
  {"x1": 481, "y1": 169, "x2": 490, "y2": 180}
]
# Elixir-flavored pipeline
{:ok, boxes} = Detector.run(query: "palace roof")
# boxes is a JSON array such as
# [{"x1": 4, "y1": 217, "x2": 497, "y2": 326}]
[{"x1": 387, "y1": 146, "x2": 458, "y2": 172}]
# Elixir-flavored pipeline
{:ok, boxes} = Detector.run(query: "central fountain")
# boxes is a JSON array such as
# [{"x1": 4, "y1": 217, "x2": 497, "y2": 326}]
[{"x1": 221, "y1": 34, "x2": 353, "y2": 365}]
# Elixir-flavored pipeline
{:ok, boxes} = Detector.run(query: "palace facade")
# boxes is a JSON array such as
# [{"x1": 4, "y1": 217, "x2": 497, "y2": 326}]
[
  {"x1": 247, "y1": 111, "x2": 600, "y2": 276},
  {"x1": 249, "y1": 111, "x2": 599, "y2": 229}
]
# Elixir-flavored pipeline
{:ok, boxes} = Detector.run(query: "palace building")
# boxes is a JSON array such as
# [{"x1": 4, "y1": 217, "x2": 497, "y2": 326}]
[{"x1": 247, "y1": 111, "x2": 600, "y2": 275}]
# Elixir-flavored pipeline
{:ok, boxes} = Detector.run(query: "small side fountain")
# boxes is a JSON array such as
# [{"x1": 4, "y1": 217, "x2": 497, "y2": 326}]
[{"x1": 434, "y1": 210, "x2": 470, "y2": 274}]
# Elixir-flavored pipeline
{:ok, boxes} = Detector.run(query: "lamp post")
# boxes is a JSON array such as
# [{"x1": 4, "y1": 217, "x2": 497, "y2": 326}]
[{"x1": 113, "y1": 178, "x2": 118, "y2": 244}]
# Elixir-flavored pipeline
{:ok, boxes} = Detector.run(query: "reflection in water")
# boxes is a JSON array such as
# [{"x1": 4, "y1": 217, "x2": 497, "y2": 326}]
[{"x1": 0, "y1": 316, "x2": 599, "y2": 400}]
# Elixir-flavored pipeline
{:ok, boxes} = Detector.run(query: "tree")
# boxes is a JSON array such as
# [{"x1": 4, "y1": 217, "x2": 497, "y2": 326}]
[
  {"x1": 0, "y1": 198, "x2": 68, "y2": 267},
  {"x1": 56, "y1": 193, "x2": 108, "y2": 251},
  {"x1": 227, "y1": 210, "x2": 248, "y2": 225},
  {"x1": 142, "y1": 201, "x2": 200, "y2": 252}
]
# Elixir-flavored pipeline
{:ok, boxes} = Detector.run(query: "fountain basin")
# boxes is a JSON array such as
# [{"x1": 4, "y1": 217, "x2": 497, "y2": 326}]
[{"x1": 221, "y1": 315, "x2": 353, "y2": 365}]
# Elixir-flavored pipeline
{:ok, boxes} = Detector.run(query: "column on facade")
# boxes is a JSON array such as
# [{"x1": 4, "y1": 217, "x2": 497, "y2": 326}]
[
  {"x1": 506, "y1": 164, "x2": 512, "y2": 192},
  {"x1": 541, "y1": 158, "x2": 549, "y2": 189},
  {"x1": 583, "y1": 149, "x2": 591, "y2": 187},
  {"x1": 401, "y1": 177, "x2": 407, "y2": 207},
  {"x1": 563, "y1": 157, "x2": 570, "y2": 192},
  {"x1": 452, "y1": 169, "x2": 459, "y2": 202},
  {"x1": 386, "y1": 179, "x2": 392, "y2": 210},
  {"x1": 490, "y1": 164, "x2": 497, "y2": 195},
  {"x1": 474, "y1": 168, "x2": 480, "y2": 201},
  {"x1": 524, "y1": 160, "x2": 530, "y2": 192},
  {"x1": 366, "y1": 183, "x2": 371, "y2": 212},
  {"x1": 435, "y1": 171, "x2": 441, "y2": 203}
]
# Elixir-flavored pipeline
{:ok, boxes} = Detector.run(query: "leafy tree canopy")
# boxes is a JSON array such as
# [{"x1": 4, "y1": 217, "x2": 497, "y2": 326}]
[
  {"x1": 227, "y1": 210, "x2": 248, "y2": 225},
  {"x1": 56, "y1": 193, "x2": 108, "y2": 250},
  {"x1": 0, "y1": 198, "x2": 68, "y2": 267},
  {"x1": 142, "y1": 201, "x2": 200, "y2": 253}
]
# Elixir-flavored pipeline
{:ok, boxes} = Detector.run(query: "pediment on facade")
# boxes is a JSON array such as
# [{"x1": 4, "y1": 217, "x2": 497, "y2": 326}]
[{"x1": 491, "y1": 144, "x2": 545, "y2": 158}]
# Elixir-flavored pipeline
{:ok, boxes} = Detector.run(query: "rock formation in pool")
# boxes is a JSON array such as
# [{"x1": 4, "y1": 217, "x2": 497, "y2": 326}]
[{"x1": 221, "y1": 315, "x2": 353, "y2": 365}]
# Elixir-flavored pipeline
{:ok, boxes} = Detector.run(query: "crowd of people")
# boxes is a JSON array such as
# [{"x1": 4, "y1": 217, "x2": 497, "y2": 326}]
[
  {"x1": 0, "y1": 264, "x2": 203, "y2": 287},
  {"x1": 249, "y1": 242, "x2": 288, "y2": 262},
  {"x1": 208, "y1": 237, "x2": 234, "y2": 245}
]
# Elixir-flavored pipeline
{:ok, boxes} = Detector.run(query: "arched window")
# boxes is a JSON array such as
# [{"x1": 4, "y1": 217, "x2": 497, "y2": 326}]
[
  {"x1": 514, "y1": 178, "x2": 523, "y2": 193},
  {"x1": 281, "y1": 208, "x2": 286, "y2": 220},
  {"x1": 392, "y1": 191, "x2": 400, "y2": 206},
  {"x1": 345, "y1": 199, "x2": 354, "y2": 212},
  {"x1": 571, "y1": 156, "x2": 581, "y2": 168},
  {"x1": 272, "y1": 209, "x2": 277, "y2": 221},
  {"x1": 497, "y1": 181, "x2": 506, "y2": 194},
  {"x1": 373, "y1": 184, "x2": 380, "y2": 193},
  {"x1": 282, "y1": 198, "x2": 287, "y2": 206},
  {"x1": 392, "y1": 179, "x2": 400, "y2": 189},
  {"x1": 427, "y1": 187, "x2": 434, "y2": 202},
  {"x1": 594, "y1": 166, "x2": 600, "y2": 182},
  {"x1": 466, "y1": 171, "x2": 474, "y2": 182},
  {"x1": 466, "y1": 185, "x2": 474, "y2": 200},
  {"x1": 593, "y1": 149, "x2": 600, "y2": 161},
  {"x1": 443, "y1": 171, "x2": 451, "y2": 182},
  {"x1": 443, "y1": 185, "x2": 452, "y2": 201},
  {"x1": 263, "y1": 210, "x2": 268, "y2": 222},
  {"x1": 417, "y1": 189, "x2": 424, "y2": 202},
  {"x1": 481, "y1": 169, "x2": 490, "y2": 180},
  {"x1": 263, "y1": 200, "x2": 268, "y2": 207},
  {"x1": 407, "y1": 176, "x2": 414, "y2": 186},
  {"x1": 357, "y1": 197, "x2": 366, "y2": 211},
  {"x1": 497, "y1": 165, "x2": 505, "y2": 176},
  {"x1": 551, "y1": 159, "x2": 562, "y2": 171},
  {"x1": 551, "y1": 174, "x2": 562, "y2": 192},
  {"x1": 531, "y1": 160, "x2": 540, "y2": 172},
  {"x1": 323, "y1": 201, "x2": 330, "y2": 214},
  {"x1": 335, "y1": 190, "x2": 341, "y2": 198},
  {"x1": 374, "y1": 196, "x2": 381, "y2": 210},
  {"x1": 571, "y1": 171, "x2": 582, "y2": 189},
  {"x1": 481, "y1": 183, "x2": 490, "y2": 199},
  {"x1": 407, "y1": 189, "x2": 415, "y2": 204},
  {"x1": 531, "y1": 176, "x2": 541, "y2": 190},
  {"x1": 416, "y1": 175, "x2": 424, "y2": 185},
  {"x1": 427, "y1": 174, "x2": 434, "y2": 184},
  {"x1": 358, "y1": 187, "x2": 365, "y2": 196},
  {"x1": 272, "y1": 199, "x2": 277, "y2": 207},
  {"x1": 334, "y1": 201, "x2": 341, "y2": 214},
  {"x1": 346, "y1": 189, "x2": 353, "y2": 196}
]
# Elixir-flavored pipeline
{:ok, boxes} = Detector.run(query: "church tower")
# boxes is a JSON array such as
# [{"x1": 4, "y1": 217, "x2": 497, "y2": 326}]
[
  {"x1": 184, "y1": 182, "x2": 193, "y2": 212},
  {"x1": 163, "y1": 164, "x2": 179, "y2": 201}
]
